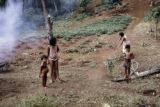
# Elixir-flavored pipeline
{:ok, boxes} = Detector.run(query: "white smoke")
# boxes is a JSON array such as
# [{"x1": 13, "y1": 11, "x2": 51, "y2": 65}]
[{"x1": 0, "y1": 0, "x2": 22, "y2": 59}]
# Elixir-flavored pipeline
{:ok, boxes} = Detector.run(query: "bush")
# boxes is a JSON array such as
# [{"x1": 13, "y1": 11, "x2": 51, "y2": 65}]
[
  {"x1": 17, "y1": 94, "x2": 60, "y2": 107},
  {"x1": 80, "y1": 0, "x2": 91, "y2": 8},
  {"x1": 102, "y1": 0, "x2": 121, "y2": 10},
  {"x1": 145, "y1": 6, "x2": 160, "y2": 22}
]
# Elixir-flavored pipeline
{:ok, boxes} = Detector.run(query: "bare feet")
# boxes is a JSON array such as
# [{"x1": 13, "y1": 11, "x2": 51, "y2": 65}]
[
  {"x1": 49, "y1": 80, "x2": 55, "y2": 84},
  {"x1": 56, "y1": 78, "x2": 64, "y2": 83}
]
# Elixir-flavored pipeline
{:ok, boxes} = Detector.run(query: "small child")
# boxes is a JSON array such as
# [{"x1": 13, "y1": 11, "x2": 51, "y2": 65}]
[
  {"x1": 123, "y1": 45, "x2": 134, "y2": 83},
  {"x1": 119, "y1": 32, "x2": 130, "y2": 54},
  {"x1": 39, "y1": 55, "x2": 49, "y2": 90},
  {"x1": 47, "y1": 36, "x2": 62, "y2": 83}
]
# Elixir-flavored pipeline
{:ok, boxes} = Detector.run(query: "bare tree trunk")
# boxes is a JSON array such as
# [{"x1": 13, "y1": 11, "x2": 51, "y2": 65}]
[
  {"x1": 112, "y1": 68, "x2": 160, "y2": 82},
  {"x1": 41, "y1": 0, "x2": 49, "y2": 28},
  {"x1": 155, "y1": 21, "x2": 158, "y2": 40},
  {"x1": 53, "y1": 0, "x2": 58, "y2": 13}
]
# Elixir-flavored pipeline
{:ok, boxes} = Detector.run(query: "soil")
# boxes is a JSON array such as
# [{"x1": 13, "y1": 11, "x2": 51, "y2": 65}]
[{"x1": 0, "y1": 0, "x2": 160, "y2": 107}]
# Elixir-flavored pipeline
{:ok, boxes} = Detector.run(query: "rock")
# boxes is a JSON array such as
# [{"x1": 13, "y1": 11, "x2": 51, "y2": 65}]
[
  {"x1": 22, "y1": 53, "x2": 29, "y2": 56},
  {"x1": 23, "y1": 66, "x2": 29, "y2": 69},
  {"x1": 95, "y1": 44, "x2": 102, "y2": 48},
  {"x1": 102, "y1": 103, "x2": 111, "y2": 107}
]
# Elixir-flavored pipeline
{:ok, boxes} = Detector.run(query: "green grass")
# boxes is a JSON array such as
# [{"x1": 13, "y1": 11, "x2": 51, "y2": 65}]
[
  {"x1": 57, "y1": 11, "x2": 92, "y2": 22},
  {"x1": 53, "y1": 15, "x2": 132, "y2": 39},
  {"x1": 17, "y1": 93, "x2": 60, "y2": 107}
]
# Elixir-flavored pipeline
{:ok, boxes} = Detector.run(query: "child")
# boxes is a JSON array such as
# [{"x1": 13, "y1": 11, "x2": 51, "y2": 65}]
[
  {"x1": 39, "y1": 55, "x2": 49, "y2": 90},
  {"x1": 123, "y1": 45, "x2": 134, "y2": 83},
  {"x1": 119, "y1": 32, "x2": 130, "y2": 54},
  {"x1": 47, "y1": 36, "x2": 62, "y2": 83}
]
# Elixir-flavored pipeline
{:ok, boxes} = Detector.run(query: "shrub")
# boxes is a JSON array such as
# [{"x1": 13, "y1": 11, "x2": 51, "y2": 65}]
[
  {"x1": 145, "y1": 6, "x2": 160, "y2": 22},
  {"x1": 145, "y1": 6, "x2": 160, "y2": 39},
  {"x1": 80, "y1": 0, "x2": 91, "y2": 8},
  {"x1": 17, "y1": 94, "x2": 60, "y2": 107},
  {"x1": 101, "y1": 0, "x2": 121, "y2": 10}
]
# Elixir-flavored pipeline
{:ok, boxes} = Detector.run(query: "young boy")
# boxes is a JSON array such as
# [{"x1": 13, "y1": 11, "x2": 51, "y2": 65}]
[
  {"x1": 47, "y1": 36, "x2": 62, "y2": 83},
  {"x1": 119, "y1": 32, "x2": 130, "y2": 54},
  {"x1": 39, "y1": 55, "x2": 49, "y2": 90},
  {"x1": 123, "y1": 45, "x2": 134, "y2": 83}
]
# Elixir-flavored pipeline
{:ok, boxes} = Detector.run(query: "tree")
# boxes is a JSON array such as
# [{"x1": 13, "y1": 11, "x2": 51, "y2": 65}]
[
  {"x1": 41, "y1": 0, "x2": 49, "y2": 28},
  {"x1": 79, "y1": 0, "x2": 91, "y2": 12},
  {"x1": 145, "y1": 6, "x2": 160, "y2": 40}
]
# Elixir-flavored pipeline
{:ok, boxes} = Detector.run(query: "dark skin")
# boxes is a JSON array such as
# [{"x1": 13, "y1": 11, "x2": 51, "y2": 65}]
[
  {"x1": 39, "y1": 58, "x2": 48, "y2": 93},
  {"x1": 39, "y1": 58, "x2": 48, "y2": 78},
  {"x1": 124, "y1": 48, "x2": 134, "y2": 83},
  {"x1": 47, "y1": 45, "x2": 62, "y2": 83}
]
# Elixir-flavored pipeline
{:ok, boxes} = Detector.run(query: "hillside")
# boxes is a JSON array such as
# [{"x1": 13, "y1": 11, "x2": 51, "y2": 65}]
[{"x1": 0, "y1": 0, "x2": 160, "y2": 107}]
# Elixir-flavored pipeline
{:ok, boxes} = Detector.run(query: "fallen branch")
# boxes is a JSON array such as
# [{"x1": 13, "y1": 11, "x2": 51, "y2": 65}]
[{"x1": 112, "y1": 68, "x2": 160, "y2": 82}]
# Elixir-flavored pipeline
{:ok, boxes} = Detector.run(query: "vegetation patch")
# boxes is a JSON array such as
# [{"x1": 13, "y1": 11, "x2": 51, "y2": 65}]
[
  {"x1": 54, "y1": 15, "x2": 132, "y2": 39},
  {"x1": 145, "y1": 6, "x2": 160, "y2": 22},
  {"x1": 58, "y1": 11, "x2": 92, "y2": 21},
  {"x1": 17, "y1": 94, "x2": 60, "y2": 107},
  {"x1": 101, "y1": 0, "x2": 122, "y2": 10}
]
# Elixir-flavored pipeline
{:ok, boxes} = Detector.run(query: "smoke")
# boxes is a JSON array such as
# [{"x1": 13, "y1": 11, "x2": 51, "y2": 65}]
[
  {"x1": 0, "y1": 0, "x2": 22, "y2": 59},
  {"x1": 60, "y1": 0, "x2": 78, "y2": 13}
]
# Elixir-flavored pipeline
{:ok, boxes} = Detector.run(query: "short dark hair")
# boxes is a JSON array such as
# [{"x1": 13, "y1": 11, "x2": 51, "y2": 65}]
[
  {"x1": 119, "y1": 32, "x2": 124, "y2": 37},
  {"x1": 125, "y1": 44, "x2": 130, "y2": 49},
  {"x1": 49, "y1": 36, "x2": 57, "y2": 46},
  {"x1": 41, "y1": 55, "x2": 48, "y2": 60}
]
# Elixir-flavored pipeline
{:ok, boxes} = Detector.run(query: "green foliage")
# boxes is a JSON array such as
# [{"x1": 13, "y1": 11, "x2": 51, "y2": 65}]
[
  {"x1": 78, "y1": 0, "x2": 92, "y2": 13},
  {"x1": 58, "y1": 11, "x2": 92, "y2": 21},
  {"x1": 102, "y1": 0, "x2": 121, "y2": 10},
  {"x1": 145, "y1": 6, "x2": 160, "y2": 22},
  {"x1": 80, "y1": 0, "x2": 91, "y2": 8},
  {"x1": 17, "y1": 94, "x2": 60, "y2": 107},
  {"x1": 54, "y1": 15, "x2": 132, "y2": 39}
]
